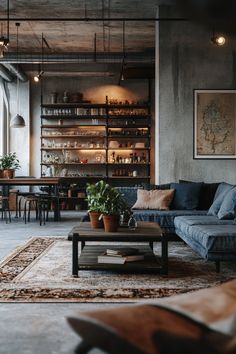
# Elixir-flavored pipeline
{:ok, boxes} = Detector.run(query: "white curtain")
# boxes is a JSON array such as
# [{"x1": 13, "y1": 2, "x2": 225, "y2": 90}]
[{"x1": 0, "y1": 78, "x2": 9, "y2": 155}]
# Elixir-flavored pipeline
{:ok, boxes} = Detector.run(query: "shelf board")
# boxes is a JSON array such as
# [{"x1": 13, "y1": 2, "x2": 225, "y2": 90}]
[
  {"x1": 108, "y1": 135, "x2": 150, "y2": 139},
  {"x1": 109, "y1": 176, "x2": 150, "y2": 179},
  {"x1": 58, "y1": 196, "x2": 86, "y2": 199},
  {"x1": 108, "y1": 163, "x2": 150, "y2": 165},
  {"x1": 41, "y1": 124, "x2": 106, "y2": 128},
  {"x1": 108, "y1": 147, "x2": 150, "y2": 150},
  {"x1": 108, "y1": 115, "x2": 150, "y2": 119},
  {"x1": 43, "y1": 176, "x2": 105, "y2": 179},
  {"x1": 108, "y1": 103, "x2": 149, "y2": 108},
  {"x1": 41, "y1": 148, "x2": 106, "y2": 151},
  {"x1": 109, "y1": 125, "x2": 150, "y2": 129},
  {"x1": 41, "y1": 163, "x2": 107, "y2": 166},
  {"x1": 41, "y1": 103, "x2": 106, "y2": 108},
  {"x1": 41, "y1": 115, "x2": 106, "y2": 119},
  {"x1": 41, "y1": 135, "x2": 106, "y2": 139},
  {"x1": 41, "y1": 103, "x2": 149, "y2": 109}
]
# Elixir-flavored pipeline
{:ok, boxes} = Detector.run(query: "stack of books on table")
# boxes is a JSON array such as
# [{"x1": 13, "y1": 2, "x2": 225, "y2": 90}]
[{"x1": 97, "y1": 247, "x2": 144, "y2": 264}]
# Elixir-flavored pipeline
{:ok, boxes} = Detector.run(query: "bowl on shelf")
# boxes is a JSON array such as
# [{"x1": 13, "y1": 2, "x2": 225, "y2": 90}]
[
  {"x1": 109, "y1": 140, "x2": 119, "y2": 148},
  {"x1": 80, "y1": 159, "x2": 88, "y2": 164},
  {"x1": 135, "y1": 142, "x2": 145, "y2": 148}
]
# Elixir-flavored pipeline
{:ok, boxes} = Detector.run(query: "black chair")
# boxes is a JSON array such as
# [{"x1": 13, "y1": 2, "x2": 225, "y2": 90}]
[{"x1": 0, "y1": 195, "x2": 11, "y2": 224}]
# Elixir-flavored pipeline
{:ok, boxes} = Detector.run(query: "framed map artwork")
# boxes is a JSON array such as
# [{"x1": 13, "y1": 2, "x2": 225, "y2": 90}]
[{"x1": 194, "y1": 90, "x2": 236, "y2": 159}]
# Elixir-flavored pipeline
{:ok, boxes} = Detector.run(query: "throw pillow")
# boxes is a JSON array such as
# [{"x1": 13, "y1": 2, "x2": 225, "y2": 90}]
[
  {"x1": 170, "y1": 182, "x2": 202, "y2": 210},
  {"x1": 141, "y1": 182, "x2": 171, "y2": 191},
  {"x1": 179, "y1": 180, "x2": 220, "y2": 210},
  {"x1": 218, "y1": 187, "x2": 236, "y2": 219},
  {"x1": 207, "y1": 183, "x2": 234, "y2": 216},
  {"x1": 115, "y1": 187, "x2": 142, "y2": 208},
  {"x1": 132, "y1": 189, "x2": 175, "y2": 210}
]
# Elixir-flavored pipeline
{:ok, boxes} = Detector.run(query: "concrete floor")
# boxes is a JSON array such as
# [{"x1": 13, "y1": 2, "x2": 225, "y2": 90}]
[{"x1": 0, "y1": 211, "x2": 123, "y2": 354}]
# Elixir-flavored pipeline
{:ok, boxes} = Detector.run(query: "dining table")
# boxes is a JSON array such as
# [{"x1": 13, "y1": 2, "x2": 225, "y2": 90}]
[{"x1": 0, "y1": 177, "x2": 61, "y2": 221}]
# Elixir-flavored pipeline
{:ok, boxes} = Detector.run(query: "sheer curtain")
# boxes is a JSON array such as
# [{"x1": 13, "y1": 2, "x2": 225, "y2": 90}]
[{"x1": 0, "y1": 78, "x2": 9, "y2": 155}]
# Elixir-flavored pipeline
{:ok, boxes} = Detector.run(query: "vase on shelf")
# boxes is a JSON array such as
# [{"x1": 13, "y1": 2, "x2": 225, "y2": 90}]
[
  {"x1": 50, "y1": 92, "x2": 58, "y2": 104},
  {"x1": 128, "y1": 214, "x2": 137, "y2": 230}
]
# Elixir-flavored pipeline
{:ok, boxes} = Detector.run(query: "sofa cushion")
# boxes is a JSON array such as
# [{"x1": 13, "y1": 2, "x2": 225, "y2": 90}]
[
  {"x1": 218, "y1": 187, "x2": 236, "y2": 220},
  {"x1": 179, "y1": 180, "x2": 220, "y2": 210},
  {"x1": 133, "y1": 209, "x2": 207, "y2": 233},
  {"x1": 141, "y1": 182, "x2": 171, "y2": 190},
  {"x1": 170, "y1": 182, "x2": 202, "y2": 210},
  {"x1": 132, "y1": 189, "x2": 175, "y2": 210},
  {"x1": 174, "y1": 217, "x2": 236, "y2": 259},
  {"x1": 174, "y1": 215, "x2": 233, "y2": 226},
  {"x1": 115, "y1": 187, "x2": 141, "y2": 208},
  {"x1": 207, "y1": 183, "x2": 234, "y2": 216}
]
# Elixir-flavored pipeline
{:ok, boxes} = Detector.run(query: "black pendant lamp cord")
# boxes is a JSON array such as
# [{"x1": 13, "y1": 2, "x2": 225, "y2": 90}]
[
  {"x1": 7, "y1": 0, "x2": 9, "y2": 41},
  {"x1": 16, "y1": 22, "x2": 19, "y2": 113}
]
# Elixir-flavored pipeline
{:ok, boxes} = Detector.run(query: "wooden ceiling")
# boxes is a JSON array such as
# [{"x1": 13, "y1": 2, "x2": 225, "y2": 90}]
[{"x1": 0, "y1": 0, "x2": 159, "y2": 54}]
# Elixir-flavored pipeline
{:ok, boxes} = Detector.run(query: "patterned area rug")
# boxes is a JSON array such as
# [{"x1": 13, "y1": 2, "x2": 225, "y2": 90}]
[{"x1": 0, "y1": 237, "x2": 235, "y2": 302}]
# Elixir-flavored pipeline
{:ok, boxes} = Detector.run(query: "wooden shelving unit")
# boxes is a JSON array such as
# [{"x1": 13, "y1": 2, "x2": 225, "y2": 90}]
[{"x1": 40, "y1": 97, "x2": 151, "y2": 186}]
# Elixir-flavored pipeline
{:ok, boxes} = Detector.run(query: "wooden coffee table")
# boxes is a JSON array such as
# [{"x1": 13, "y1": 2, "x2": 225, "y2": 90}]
[{"x1": 71, "y1": 221, "x2": 168, "y2": 277}]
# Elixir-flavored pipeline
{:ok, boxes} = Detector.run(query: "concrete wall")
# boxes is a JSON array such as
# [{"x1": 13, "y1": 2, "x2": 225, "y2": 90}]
[
  {"x1": 158, "y1": 6, "x2": 236, "y2": 184},
  {"x1": 30, "y1": 76, "x2": 152, "y2": 178}
]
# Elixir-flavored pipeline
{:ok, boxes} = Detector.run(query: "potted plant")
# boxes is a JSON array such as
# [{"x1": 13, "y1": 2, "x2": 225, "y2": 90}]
[
  {"x1": 0, "y1": 160, "x2": 3, "y2": 178},
  {"x1": 99, "y1": 185, "x2": 129, "y2": 232},
  {"x1": 86, "y1": 180, "x2": 109, "y2": 228},
  {"x1": 0, "y1": 152, "x2": 20, "y2": 179}
]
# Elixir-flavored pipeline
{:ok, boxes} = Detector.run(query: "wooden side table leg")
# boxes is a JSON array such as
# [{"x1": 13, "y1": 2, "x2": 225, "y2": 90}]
[
  {"x1": 161, "y1": 235, "x2": 168, "y2": 275},
  {"x1": 72, "y1": 235, "x2": 79, "y2": 277},
  {"x1": 149, "y1": 241, "x2": 153, "y2": 250}
]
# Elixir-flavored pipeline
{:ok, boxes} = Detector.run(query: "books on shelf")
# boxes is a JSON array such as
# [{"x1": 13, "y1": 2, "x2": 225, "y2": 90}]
[
  {"x1": 106, "y1": 247, "x2": 139, "y2": 257},
  {"x1": 97, "y1": 248, "x2": 144, "y2": 264}
]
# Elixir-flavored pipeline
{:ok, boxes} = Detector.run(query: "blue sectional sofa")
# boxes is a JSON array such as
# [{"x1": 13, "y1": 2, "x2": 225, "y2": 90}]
[
  {"x1": 118, "y1": 182, "x2": 236, "y2": 270},
  {"x1": 117, "y1": 183, "x2": 215, "y2": 237},
  {"x1": 174, "y1": 216, "x2": 236, "y2": 263}
]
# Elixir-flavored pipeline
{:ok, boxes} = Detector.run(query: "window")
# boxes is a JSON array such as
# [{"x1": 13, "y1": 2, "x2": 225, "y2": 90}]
[{"x1": 0, "y1": 78, "x2": 9, "y2": 155}]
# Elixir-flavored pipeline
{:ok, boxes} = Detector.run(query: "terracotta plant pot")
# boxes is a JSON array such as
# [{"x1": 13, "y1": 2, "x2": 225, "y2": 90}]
[
  {"x1": 103, "y1": 214, "x2": 120, "y2": 232},
  {"x1": 89, "y1": 211, "x2": 104, "y2": 229},
  {"x1": 0, "y1": 170, "x2": 3, "y2": 178},
  {"x1": 3, "y1": 169, "x2": 15, "y2": 179}
]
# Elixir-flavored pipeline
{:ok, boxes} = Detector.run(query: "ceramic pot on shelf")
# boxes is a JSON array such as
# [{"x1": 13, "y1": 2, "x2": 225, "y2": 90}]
[{"x1": 3, "y1": 169, "x2": 15, "y2": 179}]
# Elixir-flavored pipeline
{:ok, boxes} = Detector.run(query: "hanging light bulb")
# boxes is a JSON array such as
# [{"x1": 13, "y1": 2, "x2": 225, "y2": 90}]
[{"x1": 10, "y1": 23, "x2": 25, "y2": 129}]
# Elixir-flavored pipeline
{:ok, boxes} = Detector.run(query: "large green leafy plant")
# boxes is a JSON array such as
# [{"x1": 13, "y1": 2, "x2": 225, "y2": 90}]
[
  {"x1": 0, "y1": 152, "x2": 20, "y2": 170},
  {"x1": 86, "y1": 180, "x2": 110, "y2": 213},
  {"x1": 86, "y1": 180, "x2": 128, "y2": 216}
]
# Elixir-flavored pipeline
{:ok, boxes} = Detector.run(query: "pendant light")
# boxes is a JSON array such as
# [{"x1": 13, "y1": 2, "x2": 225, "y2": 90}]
[
  {"x1": 119, "y1": 21, "x2": 126, "y2": 85},
  {"x1": 10, "y1": 23, "x2": 25, "y2": 128}
]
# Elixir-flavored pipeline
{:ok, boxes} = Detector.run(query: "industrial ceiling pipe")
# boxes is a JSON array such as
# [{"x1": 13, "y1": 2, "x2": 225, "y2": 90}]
[
  {"x1": 0, "y1": 52, "x2": 155, "y2": 64},
  {"x1": 0, "y1": 17, "x2": 187, "y2": 22},
  {"x1": 3, "y1": 63, "x2": 28, "y2": 82},
  {"x1": 0, "y1": 64, "x2": 14, "y2": 82}
]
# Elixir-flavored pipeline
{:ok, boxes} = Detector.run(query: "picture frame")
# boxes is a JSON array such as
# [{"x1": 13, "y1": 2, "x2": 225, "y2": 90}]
[{"x1": 194, "y1": 89, "x2": 236, "y2": 159}]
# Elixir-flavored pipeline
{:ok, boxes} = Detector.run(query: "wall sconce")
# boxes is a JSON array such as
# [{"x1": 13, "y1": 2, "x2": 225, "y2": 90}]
[
  {"x1": 33, "y1": 70, "x2": 44, "y2": 83},
  {"x1": 211, "y1": 30, "x2": 226, "y2": 46}
]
